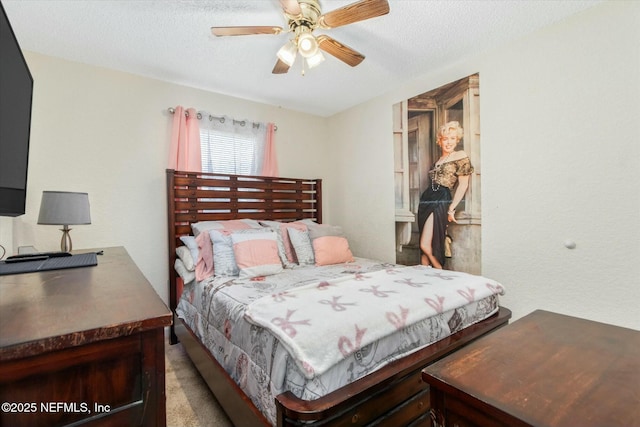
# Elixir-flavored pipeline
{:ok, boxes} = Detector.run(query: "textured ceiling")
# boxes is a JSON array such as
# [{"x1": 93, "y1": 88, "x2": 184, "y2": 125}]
[{"x1": 3, "y1": 0, "x2": 602, "y2": 117}]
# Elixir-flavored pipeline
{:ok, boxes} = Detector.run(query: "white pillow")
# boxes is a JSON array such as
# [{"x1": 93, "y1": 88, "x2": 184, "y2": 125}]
[
  {"x1": 179, "y1": 236, "x2": 199, "y2": 266},
  {"x1": 176, "y1": 245, "x2": 195, "y2": 271},
  {"x1": 174, "y1": 258, "x2": 195, "y2": 284}
]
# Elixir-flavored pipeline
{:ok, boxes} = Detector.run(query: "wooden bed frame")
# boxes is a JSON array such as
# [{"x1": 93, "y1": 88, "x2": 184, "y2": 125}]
[{"x1": 166, "y1": 168, "x2": 511, "y2": 427}]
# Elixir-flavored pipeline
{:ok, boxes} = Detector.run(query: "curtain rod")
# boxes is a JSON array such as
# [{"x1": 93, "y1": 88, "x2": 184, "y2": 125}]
[{"x1": 167, "y1": 107, "x2": 277, "y2": 131}]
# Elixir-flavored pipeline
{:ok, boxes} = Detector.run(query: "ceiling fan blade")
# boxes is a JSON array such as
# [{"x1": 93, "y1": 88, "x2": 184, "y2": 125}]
[
  {"x1": 317, "y1": 35, "x2": 365, "y2": 67},
  {"x1": 279, "y1": 0, "x2": 302, "y2": 17},
  {"x1": 319, "y1": 0, "x2": 389, "y2": 29},
  {"x1": 211, "y1": 26, "x2": 283, "y2": 37},
  {"x1": 272, "y1": 58, "x2": 291, "y2": 74}
]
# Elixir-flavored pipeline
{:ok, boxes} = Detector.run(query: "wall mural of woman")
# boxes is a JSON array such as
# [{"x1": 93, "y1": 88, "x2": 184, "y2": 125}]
[
  {"x1": 394, "y1": 74, "x2": 481, "y2": 274},
  {"x1": 418, "y1": 121, "x2": 473, "y2": 268}
]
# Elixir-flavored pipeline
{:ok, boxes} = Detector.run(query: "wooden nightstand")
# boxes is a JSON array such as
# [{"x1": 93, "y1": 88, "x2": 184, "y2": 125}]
[
  {"x1": 421, "y1": 310, "x2": 640, "y2": 427},
  {"x1": 0, "y1": 247, "x2": 172, "y2": 427}
]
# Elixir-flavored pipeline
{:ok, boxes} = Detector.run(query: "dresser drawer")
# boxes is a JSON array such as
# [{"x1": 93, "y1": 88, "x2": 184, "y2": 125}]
[
  {"x1": 0, "y1": 330, "x2": 164, "y2": 427},
  {"x1": 430, "y1": 393, "x2": 513, "y2": 427}
]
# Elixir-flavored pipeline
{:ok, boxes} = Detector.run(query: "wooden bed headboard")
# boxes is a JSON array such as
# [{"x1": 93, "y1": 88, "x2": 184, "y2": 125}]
[{"x1": 166, "y1": 169, "x2": 322, "y2": 343}]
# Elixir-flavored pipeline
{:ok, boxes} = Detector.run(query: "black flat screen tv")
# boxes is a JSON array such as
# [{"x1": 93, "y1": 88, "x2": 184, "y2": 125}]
[{"x1": 0, "y1": 1, "x2": 33, "y2": 217}]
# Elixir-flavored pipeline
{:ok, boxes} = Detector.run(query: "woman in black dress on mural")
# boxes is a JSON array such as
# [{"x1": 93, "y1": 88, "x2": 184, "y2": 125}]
[{"x1": 418, "y1": 121, "x2": 473, "y2": 268}]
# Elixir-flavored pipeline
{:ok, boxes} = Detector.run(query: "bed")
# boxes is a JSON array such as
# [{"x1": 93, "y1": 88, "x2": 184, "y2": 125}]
[{"x1": 166, "y1": 168, "x2": 511, "y2": 427}]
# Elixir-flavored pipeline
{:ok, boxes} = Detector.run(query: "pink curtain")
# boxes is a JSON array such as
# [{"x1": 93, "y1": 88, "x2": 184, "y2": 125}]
[
  {"x1": 168, "y1": 106, "x2": 201, "y2": 171},
  {"x1": 260, "y1": 123, "x2": 279, "y2": 176}
]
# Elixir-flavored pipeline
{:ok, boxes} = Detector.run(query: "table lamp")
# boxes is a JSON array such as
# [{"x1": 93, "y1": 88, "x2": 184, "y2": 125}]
[{"x1": 37, "y1": 191, "x2": 91, "y2": 252}]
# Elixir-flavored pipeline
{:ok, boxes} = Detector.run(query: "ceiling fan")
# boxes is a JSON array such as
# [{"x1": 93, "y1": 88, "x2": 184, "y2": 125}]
[{"x1": 211, "y1": 0, "x2": 390, "y2": 74}]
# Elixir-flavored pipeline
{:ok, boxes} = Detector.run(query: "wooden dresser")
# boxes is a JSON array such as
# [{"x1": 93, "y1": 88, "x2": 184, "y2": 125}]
[
  {"x1": 421, "y1": 310, "x2": 640, "y2": 427},
  {"x1": 0, "y1": 247, "x2": 172, "y2": 427}
]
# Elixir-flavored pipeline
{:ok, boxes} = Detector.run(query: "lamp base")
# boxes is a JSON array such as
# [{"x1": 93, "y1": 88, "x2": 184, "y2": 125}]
[{"x1": 60, "y1": 225, "x2": 73, "y2": 252}]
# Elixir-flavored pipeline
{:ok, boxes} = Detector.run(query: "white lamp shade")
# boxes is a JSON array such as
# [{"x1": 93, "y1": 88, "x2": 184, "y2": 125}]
[
  {"x1": 277, "y1": 40, "x2": 297, "y2": 67},
  {"x1": 297, "y1": 32, "x2": 319, "y2": 58},
  {"x1": 306, "y1": 50, "x2": 325, "y2": 68},
  {"x1": 38, "y1": 191, "x2": 91, "y2": 226}
]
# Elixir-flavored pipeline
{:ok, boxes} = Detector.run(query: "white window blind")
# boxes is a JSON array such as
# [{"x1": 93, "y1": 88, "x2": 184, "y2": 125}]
[
  {"x1": 200, "y1": 128, "x2": 255, "y2": 175},
  {"x1": 199, "y1": 115, "x2": 266, "y2": 175}
]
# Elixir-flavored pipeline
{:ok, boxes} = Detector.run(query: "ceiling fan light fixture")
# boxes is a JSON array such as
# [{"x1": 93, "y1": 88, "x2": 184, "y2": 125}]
[
  {"x1": 297, "y1": 32, "x2": 319, "y2": 58},
  {"x1": 306, "y1": 50, "x2": 325, "y2": 68},
  {"x1": 212, "y1": 0, "x2": 390, "y2": 75},
  {"x1": 277, "y1": 40, "x2": 297, "y2": 66}
]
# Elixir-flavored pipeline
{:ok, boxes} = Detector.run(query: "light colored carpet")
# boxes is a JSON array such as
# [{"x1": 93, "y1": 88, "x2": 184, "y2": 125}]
[{"x1": 165, "y1": 341, "x2": 233, "y2": 427}]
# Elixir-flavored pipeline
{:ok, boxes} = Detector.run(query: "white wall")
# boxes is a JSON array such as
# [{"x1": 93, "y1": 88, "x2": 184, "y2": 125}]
[
  {"x1": 326, "y1": 1, "x2": 640, "y2": 330},
  {"x1": 2, "y1": 1, "x2": 637, "y2": 331},
  {"x1": 2, "y1": 53, "x2": 329, "y2": 304}
]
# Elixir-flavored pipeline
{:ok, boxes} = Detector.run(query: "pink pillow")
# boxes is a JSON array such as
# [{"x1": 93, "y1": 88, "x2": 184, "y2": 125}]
[
  {"x1": 220, "y1": 219, "x2": 260, "y2": 230},
  {"x1": 231, "y1": 231, "x2": 283, "y2": 278},
  {"x1": 191, "y1": 218, "x2": 261, "y2": 236},
  {"x1": 312, "y1": 236, "x2": 354, "y2": 266},
  {"x1": 195, "y1": 230, "x2": 214, "y2": 281}
]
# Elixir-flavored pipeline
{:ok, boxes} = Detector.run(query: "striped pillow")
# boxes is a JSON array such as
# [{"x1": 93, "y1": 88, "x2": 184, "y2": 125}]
[
  {"x1": 259, "y1": 220, "x2": 307, "y2": 267},
  {"x1": 287, "y1": 227, "x2": 315, "y2": 266},
  {"x1": 231, "y1": 231, "x2": 283, "y2": 278}
]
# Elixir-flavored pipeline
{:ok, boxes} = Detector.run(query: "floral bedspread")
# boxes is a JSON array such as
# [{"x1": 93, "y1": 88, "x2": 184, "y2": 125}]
[
  {"x1": 244, "y1": 265, "x2": 505, "y2": 378},
  {"x1": 176, "y1": 258, "x2": 504, "y2": 425}
]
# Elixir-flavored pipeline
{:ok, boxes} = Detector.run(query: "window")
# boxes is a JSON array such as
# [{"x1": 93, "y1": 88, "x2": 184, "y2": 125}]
[
  {"x1": 200, "y1": 128, "x2": 256, "y2": 175},
  {"x1": 199, "y1": 115, "x2": 267, "y2": 176}
]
